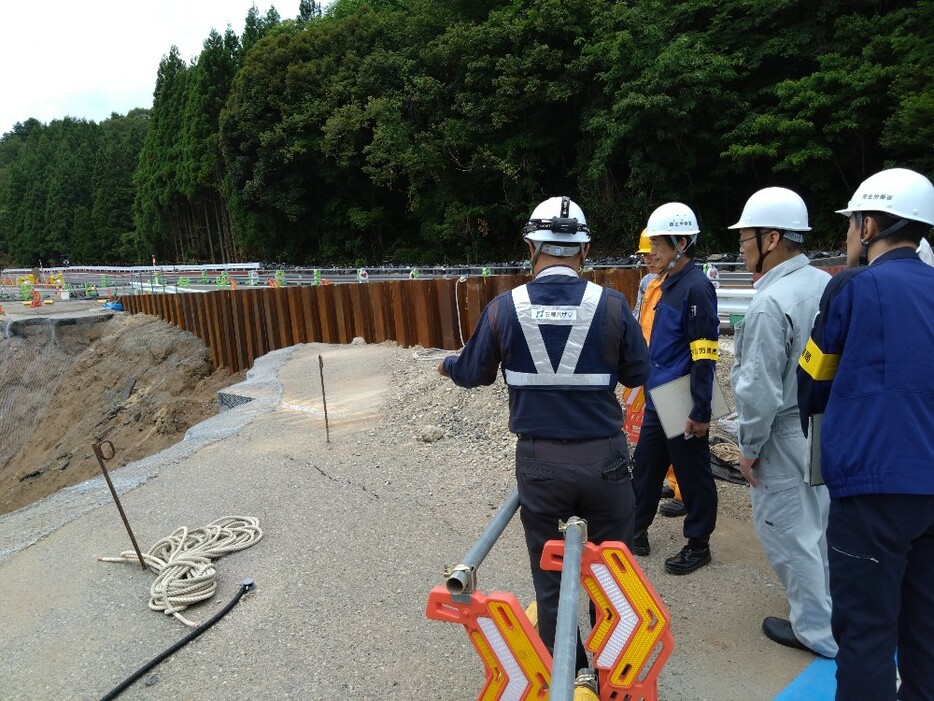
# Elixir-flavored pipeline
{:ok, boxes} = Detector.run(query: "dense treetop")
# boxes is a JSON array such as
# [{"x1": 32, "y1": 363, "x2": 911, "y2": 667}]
[{"x1": 0, "y1": 0, "x2": 930, "y2": 267}]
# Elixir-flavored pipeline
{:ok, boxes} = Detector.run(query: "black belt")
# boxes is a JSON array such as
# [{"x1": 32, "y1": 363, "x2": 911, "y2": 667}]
[{"x1": 517, "y1": 435, "x2": 615, "y2": 445}]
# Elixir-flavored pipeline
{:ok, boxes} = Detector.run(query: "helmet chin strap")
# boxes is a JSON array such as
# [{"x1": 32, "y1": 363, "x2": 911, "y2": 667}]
[
  {"x1": 754, "y1": 229, "x2": 772, "y2": 274},
  {"x1": 860, "y1": 214, "x2": 911, "y2": 264},
  {"x1": 663, "y1": 236, "x2": 685, "y2": 273}
]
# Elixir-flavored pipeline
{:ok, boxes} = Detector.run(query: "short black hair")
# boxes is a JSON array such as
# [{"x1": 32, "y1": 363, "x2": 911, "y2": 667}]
[
  {"x1": 655, "y1": 234, "x2": 695, "y2": 257},
  {"x1": 865, "y1": 211, "x2": 929, "y2": 247}
]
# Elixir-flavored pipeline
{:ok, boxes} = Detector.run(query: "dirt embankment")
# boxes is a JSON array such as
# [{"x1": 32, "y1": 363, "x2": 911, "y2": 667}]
[{"x1": 0, "y1": 314, "x2": 244, "y2": 515}]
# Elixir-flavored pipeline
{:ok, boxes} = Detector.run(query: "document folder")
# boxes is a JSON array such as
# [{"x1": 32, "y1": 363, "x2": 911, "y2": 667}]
[{"x1": 648, "y1": 374, "x2": 730, "y2": 439}]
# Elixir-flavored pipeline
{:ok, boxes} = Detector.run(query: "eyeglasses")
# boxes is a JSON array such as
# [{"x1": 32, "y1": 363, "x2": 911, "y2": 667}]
[{"x1": 738, "y1": 234, "x2": 759, "y2": 246}]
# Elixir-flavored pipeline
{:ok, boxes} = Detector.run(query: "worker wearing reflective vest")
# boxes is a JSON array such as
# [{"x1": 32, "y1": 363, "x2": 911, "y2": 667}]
[
  {"x1": 438, "y1": 196, "x2": 650, "y2": 678},
  {"x1": 631, "y1": 202, "x2": 720, "y2": 575},
  {"x1": 728, "y1": 187, "x2": 835, "y2": 657},
  {"x1": 797, "y1": 168, "x2": 934, "y2": 700}
]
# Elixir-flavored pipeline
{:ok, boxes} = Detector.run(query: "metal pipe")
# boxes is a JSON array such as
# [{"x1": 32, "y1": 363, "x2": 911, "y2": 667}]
[
  {"x1": 445, "y1": 487, "x2": 520, "y2": 596},
  {"x1": 92, "y1": 440, "x2": 147, "y2": 570},
  {"x1": 318, "y1": 355, "x2": 330, "y2": 443},
  {"x1": 550, "y1": 516, "x2": 587, "y2": 701}
]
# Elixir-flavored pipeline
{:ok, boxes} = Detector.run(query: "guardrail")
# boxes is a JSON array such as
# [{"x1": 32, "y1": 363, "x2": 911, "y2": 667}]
[{"x1": 713, "y1": 265, "x2": 845, "y2": 327}]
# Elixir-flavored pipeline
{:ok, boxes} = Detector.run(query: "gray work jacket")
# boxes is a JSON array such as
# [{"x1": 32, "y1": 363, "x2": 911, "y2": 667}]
[{"x1": 730, "y1": 254, "x2": 831, "y2": 458}]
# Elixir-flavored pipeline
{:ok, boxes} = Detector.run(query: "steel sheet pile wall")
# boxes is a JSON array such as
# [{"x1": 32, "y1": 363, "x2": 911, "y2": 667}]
[{"x1": 120, "y1": 270, "x2": 641, "y2": 373}]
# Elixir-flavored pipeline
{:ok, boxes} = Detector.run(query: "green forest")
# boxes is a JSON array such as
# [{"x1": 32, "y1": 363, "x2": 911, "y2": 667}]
[{"x1": 0, "y1": 0, "x2": 930, "y2": 267}]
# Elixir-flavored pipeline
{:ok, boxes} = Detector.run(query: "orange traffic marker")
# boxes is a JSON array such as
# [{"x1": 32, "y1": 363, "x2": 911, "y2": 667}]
[
  {"x1": 620, "y1": 387, "x2": 646, "y2": 443},
  {"x1": 541, "y1": 540, "x2": 674, "y2": 700},
  {"x1": 426, "y1": 588, "x2": 551, "y2": 700}
]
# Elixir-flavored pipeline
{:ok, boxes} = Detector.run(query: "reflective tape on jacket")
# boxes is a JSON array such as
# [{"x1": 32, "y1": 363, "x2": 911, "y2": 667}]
[
  {"x1": 798, "y1": 337, "x2": 840, "y2": 381},
  {"x1": 505, "y1": 281, "x2": 612, "y2": 387},
  {"x1": 689, "y1": 339, "x2": 719, "y2": 361}
]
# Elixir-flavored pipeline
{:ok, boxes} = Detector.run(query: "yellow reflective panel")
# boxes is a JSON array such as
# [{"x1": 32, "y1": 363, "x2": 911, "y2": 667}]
[{"x1": 426, "y1": 588, "x2": 551, "y2": 701}]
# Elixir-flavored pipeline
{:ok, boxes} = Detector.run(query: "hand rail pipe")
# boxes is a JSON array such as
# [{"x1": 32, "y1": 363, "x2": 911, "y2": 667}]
[{"x1": 444, "y1": 487, "x2": 520, "y2": 596}]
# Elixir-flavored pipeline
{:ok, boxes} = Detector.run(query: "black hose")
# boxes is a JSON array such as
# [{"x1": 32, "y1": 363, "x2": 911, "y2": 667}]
[{"x1": 98, "y1": 578, "x2": 255, "y2": 701}]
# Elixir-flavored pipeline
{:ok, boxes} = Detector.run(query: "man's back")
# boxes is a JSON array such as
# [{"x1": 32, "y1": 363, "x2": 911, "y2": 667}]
[{"x1": 808, "y1": 251, "x2": 934, "y2": 497}]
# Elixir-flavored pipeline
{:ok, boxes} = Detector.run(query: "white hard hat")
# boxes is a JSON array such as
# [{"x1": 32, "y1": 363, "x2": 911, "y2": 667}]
[
  {"x1": 523, "y1": 196, "x2": 591, "y2": 244},
  {"x1": 644, "y1": 202, "x2": 700, "y2": 237},
  {"x1": 837, "y1": 168, "x2": 934, "y2": 226},
  {"x1": 729, "y1": 187, "x2": 811, "y2": 232}
]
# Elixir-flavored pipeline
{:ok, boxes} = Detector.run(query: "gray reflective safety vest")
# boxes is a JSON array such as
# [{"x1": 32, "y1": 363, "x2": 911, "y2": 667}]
[{"x1": 504, "y1": 281, "x2": 613, "y2": 388}]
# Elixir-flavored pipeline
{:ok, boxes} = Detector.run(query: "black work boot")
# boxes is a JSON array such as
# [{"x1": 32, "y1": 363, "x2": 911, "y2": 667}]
[
  {"x1": 658, "y1": 499, "x2": 686, "y2": 518},
  {"x1": 632, "y1": 529, "x2": 650, "y2": 556},
  {"x1": 664, "y1": 538, "x2": 711, "y2": 575}
]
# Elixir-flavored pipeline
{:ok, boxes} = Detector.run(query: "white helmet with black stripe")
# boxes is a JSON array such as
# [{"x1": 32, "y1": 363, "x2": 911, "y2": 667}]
[{"x1": 523, "y1": 196, "x2": 591, "y2": 259}]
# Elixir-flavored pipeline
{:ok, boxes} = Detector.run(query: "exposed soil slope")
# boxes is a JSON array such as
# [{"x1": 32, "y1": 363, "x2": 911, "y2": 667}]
[{"x1": 0, "y1": 314, "x2": 244, "y2": 515}]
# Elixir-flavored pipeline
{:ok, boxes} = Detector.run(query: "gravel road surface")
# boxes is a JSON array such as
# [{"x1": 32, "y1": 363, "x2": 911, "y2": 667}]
[{"x1": 0, "y1": 341, "x2": 817, "y2": 700}]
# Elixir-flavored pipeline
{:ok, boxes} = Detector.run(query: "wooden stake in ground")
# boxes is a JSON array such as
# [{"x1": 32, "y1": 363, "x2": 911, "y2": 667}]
[{"x1": 318, "y1": 354, "x2": 330, "y2": 443}]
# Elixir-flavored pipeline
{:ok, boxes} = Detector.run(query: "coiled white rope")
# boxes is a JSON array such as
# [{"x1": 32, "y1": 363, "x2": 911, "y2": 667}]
[{"x1": 99, "y1": 516, "x2": 263, "y2": 627}]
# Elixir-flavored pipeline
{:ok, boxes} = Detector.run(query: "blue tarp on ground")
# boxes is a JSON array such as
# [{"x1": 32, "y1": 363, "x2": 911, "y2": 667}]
[{"x1": 775, "y1": 659, "x2": 836, "y2": 700}]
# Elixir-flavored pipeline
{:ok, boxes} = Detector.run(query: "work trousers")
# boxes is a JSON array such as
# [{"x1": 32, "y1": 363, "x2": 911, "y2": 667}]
[
  {"x1": 828, "y1": 494, "x2": 934, "y2": 701},
  {"x1": 515, "y1": 433, "x2": 634, "y2": 673},
  {"x1": 633, "y1": 409, "x2": 717, "y2": 540},
  {"x1": 750, "y1": 417, "x2": 835, "y2": 657}
]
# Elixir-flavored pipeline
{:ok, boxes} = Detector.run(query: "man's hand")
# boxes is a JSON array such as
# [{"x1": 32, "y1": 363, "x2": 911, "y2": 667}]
[
  {"x1": 739, "y1": 455, "x2": 759, "y2": 487},
  {"x1": 684, "y1": 419, "x2": 709, "y2": 439},
  {"x1": 437, "y1": 361, "x2": 449, "y2": 378}
]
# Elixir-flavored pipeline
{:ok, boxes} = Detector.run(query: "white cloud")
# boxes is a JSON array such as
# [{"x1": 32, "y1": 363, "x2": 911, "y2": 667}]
[{"x1": 0, "y1": 1, "x2": 279, "y2": 135}]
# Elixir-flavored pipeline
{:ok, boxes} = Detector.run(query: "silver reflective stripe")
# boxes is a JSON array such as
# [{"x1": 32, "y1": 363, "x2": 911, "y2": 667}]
[
  {"x1": 508, "y1": 282, "x2": 609, "y2": 387},
  {"x1": 504, "y1": 369, "x2": 611, "y2": 386}
]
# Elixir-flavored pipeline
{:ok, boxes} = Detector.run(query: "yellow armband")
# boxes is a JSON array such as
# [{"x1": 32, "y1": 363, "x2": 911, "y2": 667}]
[
  {"x1": 689, "y1": 339, "x2": 719, "y2": 361},
  {"x1": 798, "y1": 337, "x2": 839, "y2": 381}
]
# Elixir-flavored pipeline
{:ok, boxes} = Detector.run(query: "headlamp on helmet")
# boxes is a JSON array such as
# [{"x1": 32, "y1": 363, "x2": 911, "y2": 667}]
[{"x1": 522, "y1": 196, "x2": 592, "y2": 245}]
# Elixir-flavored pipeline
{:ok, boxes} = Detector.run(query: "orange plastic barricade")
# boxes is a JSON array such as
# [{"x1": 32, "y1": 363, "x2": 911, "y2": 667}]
[
  {"x1": 426, "y1": 587, "x2": 551, "y2": 700},
  {"x1": 621, "y1": 386, "x2": 646, "y2": 443},
  {"x1": 541, "y1": 541, "x2": 673, "y2": 701}
]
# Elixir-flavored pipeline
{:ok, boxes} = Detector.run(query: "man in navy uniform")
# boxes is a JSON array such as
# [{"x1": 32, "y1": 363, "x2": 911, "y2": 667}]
[
  {"x1": 798, "y1": 168, "x2": 934, "y2": 700},
  {"x1": 630, "y1": 202, "x2": 720, "y2": 575},
  {"x1": 438, "y1": 195, "x2": 650, "y2": 676}
]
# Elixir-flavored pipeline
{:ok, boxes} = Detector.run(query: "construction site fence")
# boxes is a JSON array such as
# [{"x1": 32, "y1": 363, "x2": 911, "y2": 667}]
[{"x1": 118, "y1": 270, "x2": 641, "y2": 374}]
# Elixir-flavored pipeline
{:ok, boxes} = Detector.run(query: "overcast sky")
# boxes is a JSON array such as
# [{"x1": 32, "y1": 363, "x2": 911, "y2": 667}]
[{"x1": 0, "y1": 1, "x2": 282, "y2": 137}]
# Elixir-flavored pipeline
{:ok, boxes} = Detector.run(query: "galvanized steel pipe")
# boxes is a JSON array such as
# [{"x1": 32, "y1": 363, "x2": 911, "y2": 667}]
[
  {"x1": 445, "y1": 487, "x2": 520, "y2": 596},
  {"x1": 550, "y1": 516, "x2": 587, "y2": 701}
]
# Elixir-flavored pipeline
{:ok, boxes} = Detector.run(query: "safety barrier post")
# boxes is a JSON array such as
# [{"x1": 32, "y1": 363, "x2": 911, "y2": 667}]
[{"x1": 551, "y1": 516, "x2": 587, "y2": 701}]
